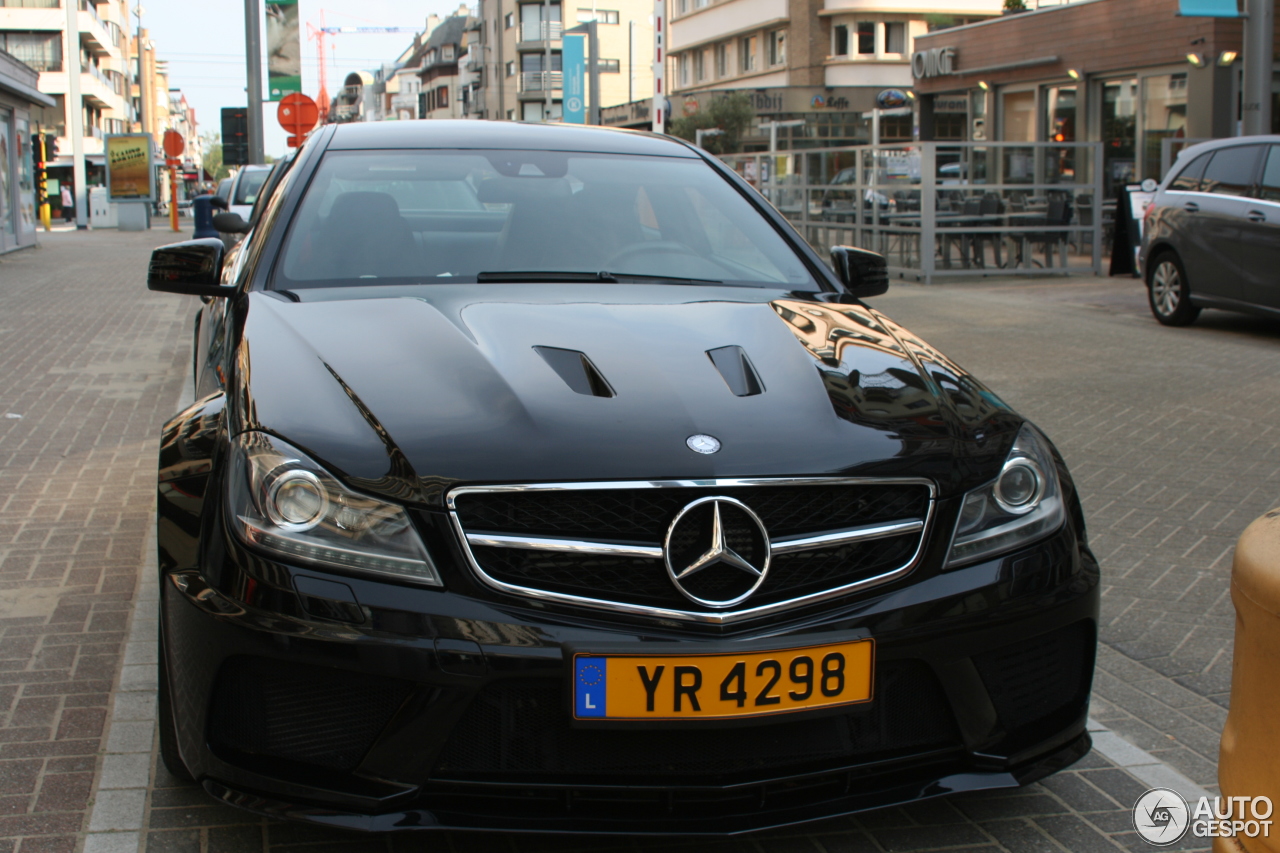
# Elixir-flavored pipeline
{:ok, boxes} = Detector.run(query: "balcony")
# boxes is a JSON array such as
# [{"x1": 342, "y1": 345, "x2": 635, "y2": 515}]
[
  {"x1": 519, "y1": 20, "x2": 562, "y2": 45},
  {"x1": 0, "y1": 0, "x2": 60, "y2": 6},
  {"x1": 518, "y1": 70, "x2": 562, "y2": 95}
]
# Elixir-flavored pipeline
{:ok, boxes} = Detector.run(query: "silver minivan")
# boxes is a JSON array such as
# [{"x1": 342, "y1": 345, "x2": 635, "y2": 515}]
[{"x1": 1140, "y1": 136, "x2": 1280, "y2": 325}]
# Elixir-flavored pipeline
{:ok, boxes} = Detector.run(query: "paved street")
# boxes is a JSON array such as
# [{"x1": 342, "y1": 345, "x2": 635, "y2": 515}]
[{"x1": 4, "y1": 233, "x2": 1280, "y2": 852}]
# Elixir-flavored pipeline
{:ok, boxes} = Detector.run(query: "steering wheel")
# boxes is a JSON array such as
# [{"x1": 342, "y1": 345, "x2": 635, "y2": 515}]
[{"x1": 602, "y1": 241, "x2": 704, "y2": 269}]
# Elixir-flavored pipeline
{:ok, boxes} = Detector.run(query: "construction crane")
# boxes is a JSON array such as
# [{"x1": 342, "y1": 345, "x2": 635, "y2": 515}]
[{"x1": 308, "y1": 12, "x2": 420, "y2": 122}]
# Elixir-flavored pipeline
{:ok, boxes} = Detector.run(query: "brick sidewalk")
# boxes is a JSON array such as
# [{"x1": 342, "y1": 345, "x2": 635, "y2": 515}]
[{"x1": 0, "y1": 230, "x2": 196, "y2": 852}]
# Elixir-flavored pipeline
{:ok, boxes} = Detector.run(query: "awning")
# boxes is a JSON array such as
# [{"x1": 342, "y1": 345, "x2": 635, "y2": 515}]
[{"x1": 1178, "y1": 0, "x2": 1242, "y2": 17}]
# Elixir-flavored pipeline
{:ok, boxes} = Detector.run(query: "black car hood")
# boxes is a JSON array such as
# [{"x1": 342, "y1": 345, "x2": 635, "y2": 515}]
[{"x1": 231, "y1": 285, "x2": 1019, "y2": 507}]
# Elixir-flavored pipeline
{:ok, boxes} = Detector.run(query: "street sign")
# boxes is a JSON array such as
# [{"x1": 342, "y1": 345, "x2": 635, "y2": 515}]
[
  {"x1": 277, "y1": 93, "x2": 318, "y2": 148},
  {"x1": 163, "y1": 129, "x2": 184, "y2": 159}
]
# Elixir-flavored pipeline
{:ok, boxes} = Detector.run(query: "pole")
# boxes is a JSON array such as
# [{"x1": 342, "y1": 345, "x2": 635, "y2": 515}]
[
  {"x1": 495, "y1": 0, "x2": 505, "y2": 119},
  {"x1": 65, "y1": 0, "x2": 87, "y2": 229},
  {"x1": 588, "y1": 20, "x2": 600, "y2": 125},
  {"x1": 543, "y1": 0, "x2": 553, "y2": 118},
  {"x1": 168, "y1": 163, "x2": 179, "y2": 231},
  {"x1": 133, "y1": 1, "x2": 147, "y2": 136},
  {"x1": 1242, "y1": 0, "x2": 1274, "y2": 136},
  {"x1": 652, "y1": 0, "x2": 664, "y2": 133},
  {"x1": 244, "y1": 0, "x2": 266, "y2": 163},
  {"x1": 38, "y1": 135, "x2": 50, "y2": 232}
]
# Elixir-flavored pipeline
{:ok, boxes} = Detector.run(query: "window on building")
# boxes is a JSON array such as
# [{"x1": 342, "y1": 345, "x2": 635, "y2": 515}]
[
  {"x1": 833, "y1": 25, "x2": 849, "y2": 57},
  {"x1": 678, "y1": 53, "x2": 690, "y2": 85},
  {"x1": 438, "y1": 86, "x2": 449, "y2": 108},
  {"x1": 427, "y1": 49, "x2": 439, "y2": 64},
  {"x1": 715, "y1": 42, "x2": 728, "y2": 77},
  {"x1": 595, "y1": 58, "x2": 621, "y2": 72},
  {"x1": 506, "y1": 60, "x2": 516, "y2": 76},
  {"x1": 694, "y1": 49, "x2": 706, "y2": 81},
  {"x1": 443, "y1": 45, "x2": 455, "y2": 60},
  {"x1": 677, "y1": 0, "x2": 687, "y2": 13},
  {"x1": 0, "y1": 32, "x2": 62, "y2": 72},
  {"x1": 577, "y1": 9, "x2": 619, "y2": 23},
  {"x1": 884, "y1": 22, "x2": 905, "y2": 54},
  {"x1": 507, "y1": 109, "x2": 516, "y2": 119},
  {"x1": 768, "y1": 30, "x2": 786, "y2": 66},
  {"x1": 694, "y1": 0, "x2": 709, "y2": 9},
  {"x1": 856, "y1": 22, "x2": 875, "y2": 55},
  {"x1": 740, "y1": 36, "x2": 756, "y2": 72},
  {"x1": 505, "y1": 11, "x2": 515, "y2": 27}
]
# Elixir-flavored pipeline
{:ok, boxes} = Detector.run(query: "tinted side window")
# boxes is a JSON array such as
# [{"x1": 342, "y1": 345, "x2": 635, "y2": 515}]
[
  {"x1": 1201, "y1": 145, "x2": 1263, "y2": 196},
  {"x1": 1169, "y1": 151, "x2": 1211, "y2": 192},
  {"x1": 1258, "y1": 145, "x2": 1280, "y2": 203}
]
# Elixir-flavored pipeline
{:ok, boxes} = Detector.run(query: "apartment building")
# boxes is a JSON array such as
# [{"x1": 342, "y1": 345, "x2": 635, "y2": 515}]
[
  {"x1": 0, "y1": 0, "x2": 135, "y2": 177},
  {"x1": 469, "y1": 0, "x2": 654, "y2": 121},
  {"x1": 668, "y1": 0, "x2": 1003, "y2": 147}
]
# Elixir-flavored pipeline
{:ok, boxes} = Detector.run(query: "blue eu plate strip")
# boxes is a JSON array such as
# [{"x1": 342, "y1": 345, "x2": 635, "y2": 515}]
[{"x1": 574, "y1": 656, "x2": 607, "y2": 717}]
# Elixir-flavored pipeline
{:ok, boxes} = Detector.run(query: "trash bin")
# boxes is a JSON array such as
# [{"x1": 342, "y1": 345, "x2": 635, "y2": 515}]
[
  {"x1": 1217, "y1": 509, "x2": 1280, "y2": 853},
  {"x1": 191, "y1": 195, "x2": 220, "y2": 240}
]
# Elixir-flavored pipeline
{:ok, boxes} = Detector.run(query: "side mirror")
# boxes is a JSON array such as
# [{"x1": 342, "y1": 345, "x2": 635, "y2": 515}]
[
  {"x1": 213, "y1": 211, "x2": 250, "y2": 234},
  {"x1": 209, "y1": 196, "x2": 228, "y2": 210},
  {"x1": 148, "y1": 239, "x2": 237, "y2": 297},
  {"x1": 830, "y1": 246, "x2": 889, "y2": 298}
]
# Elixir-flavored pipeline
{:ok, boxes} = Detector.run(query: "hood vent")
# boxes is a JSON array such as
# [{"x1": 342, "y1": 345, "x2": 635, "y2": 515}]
[
  {"x1": 534, "y1": 346, "x2": 615, "y2": 398},
  {"x1": 707, "y1": 345, "x2": 764, "y2": 397}
]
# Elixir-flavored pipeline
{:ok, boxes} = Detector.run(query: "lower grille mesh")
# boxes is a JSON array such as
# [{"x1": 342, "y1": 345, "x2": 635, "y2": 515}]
[
  {"x1": 433, "y1": 660, "x2": 960, "y2": 781},
  {"x1": 974, "y1": 621, "x2": 1095, "y2": 738},
  {"x1": 208, "y1": 656, "x2": 413, "y2": 772}
]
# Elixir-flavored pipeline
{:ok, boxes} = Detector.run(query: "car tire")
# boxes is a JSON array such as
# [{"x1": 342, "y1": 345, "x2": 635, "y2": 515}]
[
  {"x1": 1147, "y1": 251, "x2": 1200, "y2": 326},
  {"x1": 157, "y1": 623, "x2": 194, "y2": 782}
]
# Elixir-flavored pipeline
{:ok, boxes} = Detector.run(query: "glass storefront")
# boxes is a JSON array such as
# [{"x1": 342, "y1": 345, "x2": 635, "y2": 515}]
[
  {"x1": 1140, "y1": 73, "x2": 1187, "y2": 184},
  {"x1": 1100, "y1": 78, "x2": 1137, "y2": 198},
  {"x1": 0, "y1": 108, "x2": 13, "y2": 250}
]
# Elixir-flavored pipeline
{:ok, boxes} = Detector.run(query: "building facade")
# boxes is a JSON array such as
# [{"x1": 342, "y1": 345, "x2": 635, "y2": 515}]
[
  {"x1": 667, "y1": 0, "x2": 1002, "y2": 148},
  {"x1": 468, "y1": 0, "x2": 654, "y2": 121},
  {"x1": 0, "y1": 46, "x2": 53, "y2": 252},
  {"x1": 912, "y1": 0, "x2": 1280, "y2": 196}
]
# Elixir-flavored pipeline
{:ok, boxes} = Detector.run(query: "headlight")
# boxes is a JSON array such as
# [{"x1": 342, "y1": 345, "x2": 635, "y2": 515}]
[
  {"x1": 945, "y1": 423, "x2": 1065, "y2": 568},
  {"x1": 228, "y1": 432, "x2": 442, "y2": 585}
]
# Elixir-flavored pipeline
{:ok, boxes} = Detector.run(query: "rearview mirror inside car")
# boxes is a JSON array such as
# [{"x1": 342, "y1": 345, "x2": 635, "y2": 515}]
[
  {"x1": 148, "y1": 239, "x2": 237, "y2": 298},
  {"x1": 830, "y1": 246, "x2": 889, "y2": 298},
  {"x1": 213, "y1": 212, "x2": 251, "y2": 234}
]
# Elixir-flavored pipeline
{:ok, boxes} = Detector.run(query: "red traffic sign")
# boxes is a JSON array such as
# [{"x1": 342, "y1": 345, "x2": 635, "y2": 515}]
[
  {"x1": 277, "y1": 94, "x2": 319, "y2": 146},
  {"x1": 163, "y1": 129, "x2": 185, "y2": 158}
]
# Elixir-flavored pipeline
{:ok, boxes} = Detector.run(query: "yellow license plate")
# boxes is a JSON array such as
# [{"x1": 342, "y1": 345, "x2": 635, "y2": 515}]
[{"x1": 572, "y1": 639, "x2": 874, "y2": 721}]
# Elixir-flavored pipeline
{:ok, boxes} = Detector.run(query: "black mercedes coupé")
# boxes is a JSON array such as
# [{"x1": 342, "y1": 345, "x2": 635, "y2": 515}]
[{"x1": 149, "y1": 120, "x2": 1099, "y2": 835}]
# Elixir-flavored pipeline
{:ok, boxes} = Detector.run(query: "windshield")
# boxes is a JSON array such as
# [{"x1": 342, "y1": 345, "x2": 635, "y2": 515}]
[
  {"x1": 233, "y1": 169, "x2": 270, "y2": 206},
  {"x1": 275, "y1": 149, "x2": 817, "y2": 289}
]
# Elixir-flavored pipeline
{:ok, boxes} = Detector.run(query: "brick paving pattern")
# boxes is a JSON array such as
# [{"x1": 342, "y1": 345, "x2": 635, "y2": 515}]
[
  {"x1": 0, "y1": 230, "x2": 194, "y2": 852},
  {"x1": 6, "y1": 230, "x2": 1275, "y2": 853}
]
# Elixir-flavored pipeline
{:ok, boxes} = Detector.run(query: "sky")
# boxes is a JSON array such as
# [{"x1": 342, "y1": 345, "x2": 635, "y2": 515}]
[{"x1": 140, "y1": 0, "x2": 465, "y2": 159}]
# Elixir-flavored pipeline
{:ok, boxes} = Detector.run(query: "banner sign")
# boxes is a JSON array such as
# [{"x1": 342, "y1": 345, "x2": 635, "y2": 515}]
[
  {"x1": 105, "y1": 134, "x2": 154, "y2": 201},
  {"x1": 266, "y1": 0, "x2": 302, "y2": 102},
  {"x1": 562, "y1": 34, "x2": 585, "y2": 124}
]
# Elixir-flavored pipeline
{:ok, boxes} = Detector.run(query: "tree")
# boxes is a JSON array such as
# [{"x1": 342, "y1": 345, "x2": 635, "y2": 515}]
[
  {"x1": 201, "y1": 131, "x2": 230, "y2": 182},
  {"x1": 668, "y1": 92, "x2": 756, "y2": 155}
]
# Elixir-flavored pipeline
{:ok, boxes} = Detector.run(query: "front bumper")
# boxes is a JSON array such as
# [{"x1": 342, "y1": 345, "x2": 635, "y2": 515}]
[{"x1": 162, "y1": 522, "x2": 1099, "y2": 835}]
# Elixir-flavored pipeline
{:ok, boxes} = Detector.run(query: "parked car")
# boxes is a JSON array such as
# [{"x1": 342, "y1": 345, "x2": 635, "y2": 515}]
[
  {"x1": 148, "y1": 120, "x2": 1098, "y2": 836},
  {"x1": 1141, "y1": 135, "x2": 1280, "y2": 325},
  {"x1": 225, "y1": 164, "x2": 272, "y2": 221}
]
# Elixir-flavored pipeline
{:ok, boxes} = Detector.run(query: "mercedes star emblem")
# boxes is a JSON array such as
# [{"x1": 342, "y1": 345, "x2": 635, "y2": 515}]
[
  {"x1": 686, "y1": 434, "x2": 722, "y2": 454},
  {"x1": 663, "y1": 496, "x2": 771, "y2": 608}
]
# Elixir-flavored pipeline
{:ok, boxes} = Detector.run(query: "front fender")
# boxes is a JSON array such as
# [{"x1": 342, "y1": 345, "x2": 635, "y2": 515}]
[{"x1": 158, "y1": 393, "x2": 226, "y2": 573}]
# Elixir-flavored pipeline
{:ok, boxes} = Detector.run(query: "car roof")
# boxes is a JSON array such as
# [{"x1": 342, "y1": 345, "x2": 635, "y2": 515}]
[
  {"x1": 1174, "y1": 134, "x2": 1280, "y2": 163},
  {"x1": 325, "y1": 119, "x2": 701, "y2": 158}
]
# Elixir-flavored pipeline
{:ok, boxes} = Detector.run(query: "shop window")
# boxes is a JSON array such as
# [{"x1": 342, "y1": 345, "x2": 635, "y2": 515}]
[
  {"x1": 741, "y1": 36, "x2": 757, "y2": 72},
  {"x1": 934, "y1": 112, "x2": 967, "y2": 141},
  {"x1": 884, "y1": 22, "x2": 905, "y2": 55},
  {"x1": 880, "y1": 113, "x2": 912, "y2": 142},
  {"x1": 1141, "y1": 73, "x2": 1188, "y2": 184},
  {"x1": 1043, "y1": 85, "x2": 1077, "y2": 143},
  {"x1": 715, "y1": 43, "x2": 729, "y2": 77},
  {"x1": 1001, "y1": 90, "x2": 1036, "y2": 143},
  {"x1": 833, "y1": 25, "x2": 849, "y2": 57},
  {"x1": 856, "y1": 22, "x2": 874, "y2": 55}
]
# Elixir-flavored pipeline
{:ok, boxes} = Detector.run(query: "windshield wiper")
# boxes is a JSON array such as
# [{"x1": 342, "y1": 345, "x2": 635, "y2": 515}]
[
  {"x1": 475, "y1": 271, "x2": 620, "y2": 283},
  {"x1": 604, "y1": 272, "x2": 727, "y2": 285}
]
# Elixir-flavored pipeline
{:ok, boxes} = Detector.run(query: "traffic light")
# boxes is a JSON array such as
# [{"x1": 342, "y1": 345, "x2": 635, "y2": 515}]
[
  {"x1": 44, "y1": 133, "x2": 58, "y2": 160},
  {"x1": 221, "y1": 107, "x2": 249, "y2": 166}
]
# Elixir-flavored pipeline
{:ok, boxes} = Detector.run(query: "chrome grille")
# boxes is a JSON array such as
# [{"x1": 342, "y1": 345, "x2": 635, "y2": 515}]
[{"x1": 448, "y1": 478, "x2": 935, "y2": 625}]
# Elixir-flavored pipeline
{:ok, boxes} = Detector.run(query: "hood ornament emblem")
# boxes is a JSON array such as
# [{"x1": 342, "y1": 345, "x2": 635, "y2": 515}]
[
  {"x1": 664, "y1": 496, "x2": 771, "y2": 608},
  {"x1": 686, "y1": 434, "x2": 721, "y2": 454}
]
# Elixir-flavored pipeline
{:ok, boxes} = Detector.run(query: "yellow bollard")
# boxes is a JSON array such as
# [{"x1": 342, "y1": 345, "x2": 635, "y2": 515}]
[{"x1": 1217, "y1": 509, "x2": 1280, "y2": 853}]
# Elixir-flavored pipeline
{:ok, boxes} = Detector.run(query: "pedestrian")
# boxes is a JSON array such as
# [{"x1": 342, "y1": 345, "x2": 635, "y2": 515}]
[{"x1": 60, "y1": 184, "x2": 73, "y2": 223}]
